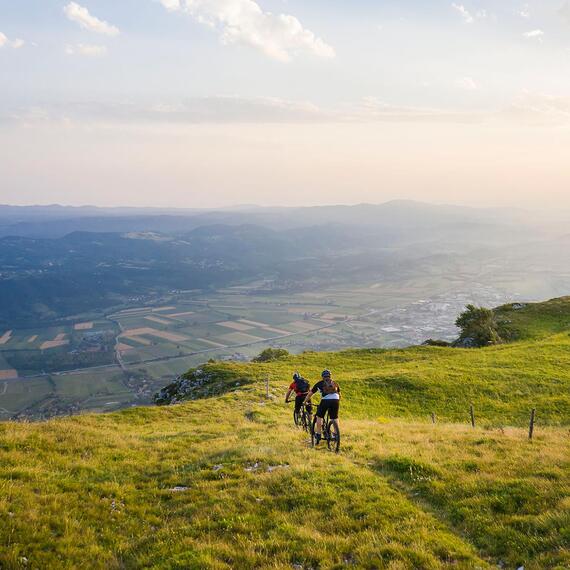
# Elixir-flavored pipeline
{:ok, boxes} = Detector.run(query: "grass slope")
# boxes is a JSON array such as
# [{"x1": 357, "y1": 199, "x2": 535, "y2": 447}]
[
  {"x1": 495, "y1": 297, "x2": 570, "y2": 341},
  {"x1": 1, "y1": 397, "x2": 568, "y2": 569},
  {"x1": 1, "y1": 297, "x2": 570, "y2": 569}
]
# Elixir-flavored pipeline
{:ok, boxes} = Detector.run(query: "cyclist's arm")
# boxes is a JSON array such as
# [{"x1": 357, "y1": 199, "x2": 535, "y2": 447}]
[
  {"x1": 303, "y1": 389, "x2": 315, "y2": 405},
  {"x1": 285, "y1": 388, "x2": 293, "y2": 403}
]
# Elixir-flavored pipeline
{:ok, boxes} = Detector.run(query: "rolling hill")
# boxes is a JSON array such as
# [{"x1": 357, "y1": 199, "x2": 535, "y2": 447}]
[{"x1": 0, "y1": 298, "x2": 569, "y2": 569}]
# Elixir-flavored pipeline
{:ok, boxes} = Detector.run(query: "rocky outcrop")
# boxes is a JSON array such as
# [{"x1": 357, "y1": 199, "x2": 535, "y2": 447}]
[
  {"x1": 153, "y1": 368, "x2": 212, "y2": 405},
  {"x1": 153, "y1": 365, "x2": 251, "y2": 405}
]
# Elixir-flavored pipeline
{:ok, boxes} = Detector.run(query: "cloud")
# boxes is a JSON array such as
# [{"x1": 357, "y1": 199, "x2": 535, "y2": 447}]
[
  {"x1": 64, "y1": 2, "x2": 120, "y2": 36},
  {"x1": 65, "y1": 43, "x2": 108, "y2": 57},
  {"x1": 159, "y1": 0, "x2": 181, "y2": 11},
  {"x1": 451, "y1": 4, "x2": 486, "y2": 24},
  {"x1": 1, "y1": 96, "x2": 329, "y2": 127},
  {"x1": 349, "y1": 98, "x2": 485, "y2": 124},
  {"x1": 519, "y1": 4, "x2": 530, "y2": 19},
  {"x1": 451, "y1": 3, "x2": 474, "y2": 23},
  {"x1": 161, "y1": 0, "x2": 335, "y2": 62},
  {"x1": 455, "y1": 77, "x2": 478, "y2": 91},
  {"x1": 7, "y1": 93, "x2": 570, "y2": 129},
  {"x1": 501, "y1": 92, "x2": 570, "y2": 125},
  {"x1": 0, "y1": 32, "x2": 25, "y2": 49},
  {"x1": 524, "y1": 29, "x2": 544, "y2": 40}
]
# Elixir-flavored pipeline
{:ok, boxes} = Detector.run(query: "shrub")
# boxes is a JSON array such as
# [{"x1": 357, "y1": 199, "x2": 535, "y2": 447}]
[
  {"x1": 252, "y1": 348, "x2": 290, "y2": 362},
  {"x1": 455, "y1": 304, "x2": 503, "y2": 348}
]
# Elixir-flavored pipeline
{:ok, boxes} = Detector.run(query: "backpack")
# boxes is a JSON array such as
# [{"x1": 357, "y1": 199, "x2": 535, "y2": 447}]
[
  {"x1": 321, "y1": 378, "x2": 338, "y2": 396},
  {"x1": 295, "y1": 377, "x2": 310, "y2": 393}
]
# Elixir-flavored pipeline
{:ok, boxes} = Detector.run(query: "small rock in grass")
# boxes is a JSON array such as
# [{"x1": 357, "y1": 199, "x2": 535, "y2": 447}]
[
  {"x1": 170, "y1": 486, "x2": 189, "y2": 492},
  {"x1": 245, "y1": 462, "x2": 261, "y2": 472},
  {"x1": 267, "y1": 464, "x2": 290, "y2": 472},
  {"x1": 212, "y1": 464, "x2": 223, "y2": 471}
]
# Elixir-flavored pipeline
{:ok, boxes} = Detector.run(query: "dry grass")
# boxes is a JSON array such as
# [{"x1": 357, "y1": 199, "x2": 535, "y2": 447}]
[{"x1": 0, "y1": 392, "x2": 567, "y2": 569}]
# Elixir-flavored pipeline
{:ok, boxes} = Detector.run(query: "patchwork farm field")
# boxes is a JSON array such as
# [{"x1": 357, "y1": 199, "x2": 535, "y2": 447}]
[{"x1": 0, "y1": 279, "x2": 515, "y2": 419}]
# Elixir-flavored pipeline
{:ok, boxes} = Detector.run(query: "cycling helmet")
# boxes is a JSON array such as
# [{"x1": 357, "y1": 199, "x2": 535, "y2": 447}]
[
  {"x1": 293, "y1": 372, "x2": 301, "y2": 381},
  {"x1": 321, "y1": 369, "x2": 331, "y2": 378}
]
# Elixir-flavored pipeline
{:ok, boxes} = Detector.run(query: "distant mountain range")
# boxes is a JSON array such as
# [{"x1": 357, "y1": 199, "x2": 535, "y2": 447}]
[
  {"x1": 0, "y1": 200, "x2": 543, "y2": 239},
  {"x1": 1, "y1": 201, "x2": 570, "y2": 326}
]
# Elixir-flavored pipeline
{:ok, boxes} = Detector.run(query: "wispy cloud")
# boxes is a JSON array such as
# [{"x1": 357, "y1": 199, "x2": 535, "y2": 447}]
[
  {"x1": 159, "y1": 0, "x2": 181, "y2": 11},
  {"x1": 519, "y1": 4, "x2": 530, "y2": 19},
  {"x1": 451, "y1": 3, "x2": 474, "y2": 23},
  {"x1": 524, "y1": 29, "x2": 544, "y2": 40},
  {"x1": 7, "y1": 92, "x2": 570, "y2": 129},
  {"x1": 65, "y1": 43, "x2": 108, "y2": 57},
  {"x1": 502, "y1": 92, "x2": 570, "y2": 125},
  {"x1": 1, "y1": 97, "x2": 328, "y2": 127},
  {"x1": 64, "y1": 2, "x2": 120, "y2": 36},
  {"x1": 161, "y1": 0, "x2": 335, "y2": 62},
  {"x1": 451, "y1": 3, "x2": 486, "y2": 24},
  {"x1": 353, "y1": 97, "x2": 484, "y2": 124},
  {"x1": 0, "y1": 32, "x2": 25, "y2": 49}
]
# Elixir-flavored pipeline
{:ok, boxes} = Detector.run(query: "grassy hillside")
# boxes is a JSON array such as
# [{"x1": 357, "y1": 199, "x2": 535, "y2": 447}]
[
  {"x1": 1, "y1": 298, "x2": 570, "y2": 569},
  {"x1": 495, "y1": 297, "x2": 570, "y2": 341},
  {"x1": 1, "y1": 398, "x2": 568, "y2": 569}
]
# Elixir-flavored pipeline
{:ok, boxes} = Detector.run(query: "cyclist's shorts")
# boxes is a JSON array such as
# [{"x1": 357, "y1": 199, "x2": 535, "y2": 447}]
[
  {"x1": 316, "y1": 398, "x2": 339, "y2": 420},
  {"x1": 295, "y1": 394, "x2": 312, "y2": 413}
]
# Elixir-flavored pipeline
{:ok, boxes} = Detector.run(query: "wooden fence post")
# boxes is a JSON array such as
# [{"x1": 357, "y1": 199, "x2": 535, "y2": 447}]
[
  {"x1": 431, "y1": 412, "x2": 436, "y2": 424},
  {"x1": 265, "y1": 375, "x2": 269, "y2": 399},
  {"x1": 529, "y1": 408, "x2": 536, "y2": 440},
  {"x1": 470, "y1": 404, "x2": 475, "y2": 428}
]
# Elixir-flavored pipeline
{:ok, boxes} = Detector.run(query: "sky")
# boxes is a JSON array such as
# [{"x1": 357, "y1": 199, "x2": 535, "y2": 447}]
[{"x1": 1, "y1": 0, "x2": 570, "y2": 208}]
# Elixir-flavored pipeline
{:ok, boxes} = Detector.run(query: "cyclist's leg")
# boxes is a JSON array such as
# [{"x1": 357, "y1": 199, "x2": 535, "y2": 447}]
[
  {"x1": 328, "y1": 400, "x2": 340, "y2": 445},
  {"x1": 314, "y1": 401, "x2": 325, "y2": 435},
  {"x1": 329, "y1": 399, "x2": 339, "y2": 422}
]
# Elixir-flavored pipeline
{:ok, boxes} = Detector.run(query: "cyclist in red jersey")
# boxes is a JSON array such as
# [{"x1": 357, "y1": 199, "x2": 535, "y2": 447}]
[{"x1": 285, "y1": 372, "x2": 313, "y2": 419}]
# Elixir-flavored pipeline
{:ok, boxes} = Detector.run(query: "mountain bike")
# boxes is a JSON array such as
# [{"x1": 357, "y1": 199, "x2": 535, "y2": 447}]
[
  {"x1": 289, "y1": 400, "x2": 312, "y2": 433},
  {"x1": 311, "y1": 410, "x2": 340, "y2": 453}
]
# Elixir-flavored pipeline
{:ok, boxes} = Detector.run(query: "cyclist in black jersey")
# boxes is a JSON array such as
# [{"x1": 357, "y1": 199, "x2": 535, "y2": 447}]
[{"x1": 304, "y1": 369, "x2": 340, "y2": 445}]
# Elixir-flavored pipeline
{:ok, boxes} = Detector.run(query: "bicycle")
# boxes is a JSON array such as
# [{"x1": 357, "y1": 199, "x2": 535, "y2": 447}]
[
  {"x1": 287, "y1": 400, "x2": 312, "y2": 433},
  {"x1": 311, "y1": 409, "x2": 340, "y2": 453}
]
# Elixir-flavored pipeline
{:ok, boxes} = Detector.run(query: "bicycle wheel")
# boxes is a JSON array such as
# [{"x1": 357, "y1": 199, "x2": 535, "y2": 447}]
[
  {"x1": 311, "y1": 415, "x2": 318, "y2": 447},
  {"x1": 303, "y1": 404, "x2": 311, "y2": 432},
  {"x1": 293, "y1": 408, "x2": 301, "y2": 427},
  {"x1": 301, "y1": 408, "x2": 308, "y2": 432},
  {"x1": 327, "y1": 420, "x2": 340, "y2": 453}
]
